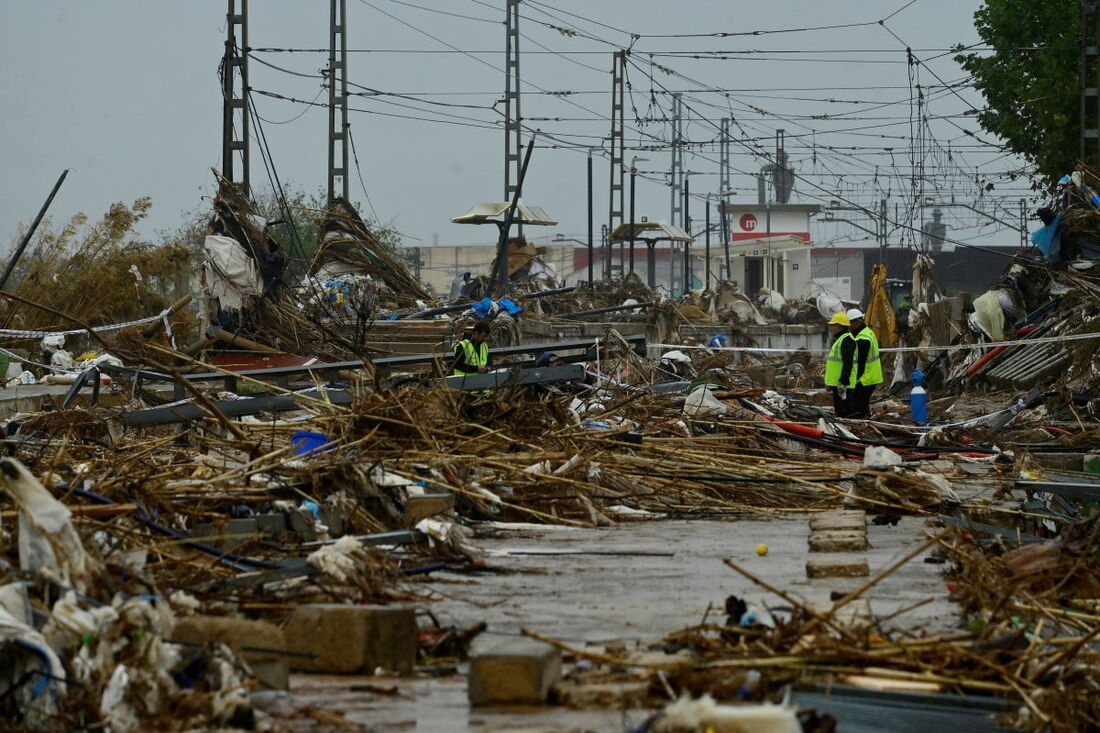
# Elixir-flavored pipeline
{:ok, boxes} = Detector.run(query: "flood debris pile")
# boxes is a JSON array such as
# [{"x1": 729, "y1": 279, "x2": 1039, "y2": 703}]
[
  {"x1": 0, "y1": 328, "x2": 863, "y2": 730},
  {"x1": 512, "y1": 518, "x2": 1099, "y2": 732}
]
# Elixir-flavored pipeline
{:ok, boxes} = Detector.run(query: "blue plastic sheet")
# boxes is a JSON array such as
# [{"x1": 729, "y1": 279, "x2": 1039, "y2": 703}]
[
  {"x1": 470, "y1": 297, "x2": 495, "y2": 319},
  {"x1": 497, "y1": 297, "x2": 523, "y2": 316},
  {"x1": 1030, "y1": 212, "x2": 1062, "y2": 256}
]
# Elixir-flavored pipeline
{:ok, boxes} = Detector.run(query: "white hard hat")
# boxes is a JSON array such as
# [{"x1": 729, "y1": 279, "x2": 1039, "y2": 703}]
[{"x1": 846, "y1": 308, "x2": 864, "y2": 320}]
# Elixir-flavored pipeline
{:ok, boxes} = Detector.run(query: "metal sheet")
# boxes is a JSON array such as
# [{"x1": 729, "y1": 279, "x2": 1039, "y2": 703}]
[
  {"x1": 451, "y1": 201, "x2": 557, "y2": 225},
  {"x1": 608, "y1": 221, "x2": 693, "y2": 242}
]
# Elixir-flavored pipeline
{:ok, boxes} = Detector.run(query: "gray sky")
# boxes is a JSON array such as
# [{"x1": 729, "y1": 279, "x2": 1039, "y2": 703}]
[{"x1": 2, "y1": 1, "x2": 1026, "y2": 258}]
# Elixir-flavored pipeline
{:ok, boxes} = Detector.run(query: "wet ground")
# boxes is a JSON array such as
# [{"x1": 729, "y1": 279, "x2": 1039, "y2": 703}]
[{"x1": 289, "y1": 512, "x2": 962, "y2": 731}]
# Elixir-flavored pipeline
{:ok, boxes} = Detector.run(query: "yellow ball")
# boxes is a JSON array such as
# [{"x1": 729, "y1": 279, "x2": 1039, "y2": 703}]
[{"x1": 756, "y1": 543, "x2": 769, "y2": 556}]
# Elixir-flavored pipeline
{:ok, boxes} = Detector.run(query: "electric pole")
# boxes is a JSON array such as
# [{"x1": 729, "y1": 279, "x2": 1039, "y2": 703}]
[
  {"x1": 504, "y1": 0, "x2": 522, "y2": 204},
  {"x1": 327, "y1": 0, "x2": 349, "y2": 203},
  {"x1": 607, "y1": 50, "x2": 626, "y2": 279},
  {"x1": 669, "y1": 93, "x2": 683, "y2": 226},
  {"x1": 719, "y1": 118, "x2": 732, "y2": 279},
  {"x1": 221, "y1": 0, "x2": 249, "y2": 194},
  {"x1": 683, "y1": 174, "x2": 691, "y2": 294}
]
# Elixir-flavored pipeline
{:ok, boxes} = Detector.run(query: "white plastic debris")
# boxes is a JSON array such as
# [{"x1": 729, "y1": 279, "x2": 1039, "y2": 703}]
[
  {"x1": 863, "y1": 445, "x2": 903, "y2": 468},
  {"x1": 606, "y1": 505, "x2": 666, "y2": 519},
  {"x1": 684, "y1": 386, "x2": 728, "y2": 417},
  {"x1": 523, "y1": 460, "x2": 551, "y2": 474},
  {"x1": 553, "y1": 454, "x2": 584, "y2": 476},
  {"x1": 0, "y1": 457, "x2": 96, "y2": 591},
  {"x1": 100, "y1": 665, "x2": 138, "y2": 733},
  {"x1": 652, "y1": 694, "x2": 800, "y2": 733},
  {"x1": 307, "y1": 536, "x2": 366, "y2": 585},
  {"x1": 467, "y1": 481, "x2": 502, "y2": 505},
  {"x1": 815, "y1": 290, "x2": 844, "y2": 320},
  {"x1": 660, "y1": 349, "x2": 693, "y2": 365},
  {"x1": 44, "y1": 591, "x2": 119, "y2": 650},
  {"x1": 415, "y1": 518, "x2": 481, "y2": 558}
]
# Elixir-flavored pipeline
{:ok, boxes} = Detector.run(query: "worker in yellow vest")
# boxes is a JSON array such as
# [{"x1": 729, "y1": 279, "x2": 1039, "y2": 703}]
[
  {"x1": 847, "y1": 308, "x2": 883, "y2": 418},
  {"x1": 451, "y1": 321, "x2": 491, "y2": 377},
  {"x1": 823, "y1": 312, "x2": 856, "y2": 417}
]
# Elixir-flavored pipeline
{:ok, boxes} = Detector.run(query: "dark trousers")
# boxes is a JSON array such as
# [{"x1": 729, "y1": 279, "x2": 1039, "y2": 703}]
[
  {"x1": 851, "y1": 384, "x2": 875, "y2": 418},
  {"x1": 831, "y1": 387, "x2": 852, "y2": 418}
]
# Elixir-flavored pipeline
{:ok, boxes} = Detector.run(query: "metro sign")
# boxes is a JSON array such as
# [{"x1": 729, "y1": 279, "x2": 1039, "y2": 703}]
[{"x1": 739, "y1": 213, "x2": 758, "y2": 231}]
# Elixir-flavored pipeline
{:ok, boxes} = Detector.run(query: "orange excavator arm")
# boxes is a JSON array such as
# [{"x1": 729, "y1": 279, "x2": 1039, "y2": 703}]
[{"x1": 865, "y1": 263, "x2": 898, "y2": 349}]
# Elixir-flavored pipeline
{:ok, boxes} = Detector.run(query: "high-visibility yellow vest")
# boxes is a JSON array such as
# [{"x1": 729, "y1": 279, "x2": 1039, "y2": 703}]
[
  {"x1": 824, "y1": 332, "x2": 855, "y2": 388},
  {"x1": 453, "y1": 339, "x2": 488, "y2": 376},
  {"x1": 854, "y1": 327, "x2": 883, "y2": 386}
]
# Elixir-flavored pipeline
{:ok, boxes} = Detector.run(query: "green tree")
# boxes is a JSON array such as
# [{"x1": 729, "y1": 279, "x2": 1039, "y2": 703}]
[{"x1": 955, "y1": 0, "x2": 1080, "y2": 184}]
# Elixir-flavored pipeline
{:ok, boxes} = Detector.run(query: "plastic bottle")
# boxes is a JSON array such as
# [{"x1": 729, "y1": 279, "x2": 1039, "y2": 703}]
[{"x1": 910, "y1": 368, "x2": 927, "y2": 425}]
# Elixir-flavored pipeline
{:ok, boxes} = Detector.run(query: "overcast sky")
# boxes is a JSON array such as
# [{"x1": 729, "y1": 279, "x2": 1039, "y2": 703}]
[{"x1": 2, "y1": 1, "x2": 1026, "y2": 259}]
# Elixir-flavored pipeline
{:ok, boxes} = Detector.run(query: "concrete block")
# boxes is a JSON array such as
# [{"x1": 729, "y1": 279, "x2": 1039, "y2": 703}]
[
  {"x1": 403, "y1": 493, "x2": 455, "y2": 527},
  {"x1": 806, "y1": 555, "x2": 869, "y2": 579},
  {"x1": 809, "y1": 530, "x2": 868, "y2": 553},
  {"x1": 171, "y1": 615, "x2": 289, "y2": 690},
  {"x1": 283, "y1": 604, "x2": 416, "y2": 674},
  {"x1": 809, "y1": 510, "x2": 866, "y2": 533},
  {"x1": 468, "y1": 641, "x2": 562, "y2": 706},
  {"x1": 744, "y1": 364, "x2": 776, "y2": 388},
  {"x1": 1033, "y1": 452, "x2": 1084, "y2": 472},
  {"x1": 254, "y1": 513, "x2": 287, "y2": 536},
  {"x1": 284, "y1": 509, "x2": 317, "y2": 542}
]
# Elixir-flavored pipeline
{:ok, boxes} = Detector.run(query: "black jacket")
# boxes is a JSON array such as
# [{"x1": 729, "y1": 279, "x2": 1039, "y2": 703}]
[{"x1": 835, "y1": 333, "x2": 856, "y2": 387}]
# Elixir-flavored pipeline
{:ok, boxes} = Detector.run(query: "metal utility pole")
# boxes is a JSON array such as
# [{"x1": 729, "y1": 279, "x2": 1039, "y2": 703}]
[
  {"x1": 587, "y1": 150, "x2": 594, "y2": 285},
  {"x1": 607, "y1": 50, "x2": 627, "y2": 278},
  {"x1": 669, "y1": 93, "x2": 684, "y2": 226},
  {"x1": 1083, "y1": 1, "x2": 1100, "y2": 166},
  {"x1": 1019, "y1": 199, "x2": 1028, "y2": 248},
  {"x1": 879, "y1": 197, "x2": 888, "y2": 264},
  {"x1": 719, "y1": 118, "x2": 732, "y2": 198},
  {"x1": 327, "y1": 0, "x2": 349, "y2": 203},
  {"x1": 704, "y1": 197, "x2": 711, "y2": 289},
  {"x1": 629, "y1": 164, "x2": 637, "y2": 273},
  {"x1": 683, "y1": 174, "x2": 691, "y2": 294},
  {"x1": 719, "y1": 118, "x2": 732, "y2": 279},
  {"x1": 221, "y1": 0, "x2": 249, "y2": 194},
  {"x1": 504, "y1": 0, "x2": 522, "y2": 204}
]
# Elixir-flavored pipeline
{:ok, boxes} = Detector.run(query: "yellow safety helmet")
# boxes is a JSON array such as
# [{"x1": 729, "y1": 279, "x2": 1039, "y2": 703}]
[{"x1": 828, "y1": 312, "x2": 850, "y2": 326}]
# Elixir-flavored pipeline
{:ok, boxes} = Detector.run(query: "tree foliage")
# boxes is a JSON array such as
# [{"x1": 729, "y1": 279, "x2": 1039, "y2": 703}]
[
  {"x1": 4, "y1": 198, "x2": 193, "y2": 331},
  {"x1": 955, "y1": 0, "x2": 1080, "y2": 184}
]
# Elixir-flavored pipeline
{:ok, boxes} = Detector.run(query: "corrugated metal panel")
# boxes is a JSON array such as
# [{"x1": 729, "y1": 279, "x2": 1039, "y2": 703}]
[{"x1": 451, "y1": 202, "x2": 557, "y2": 226}]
